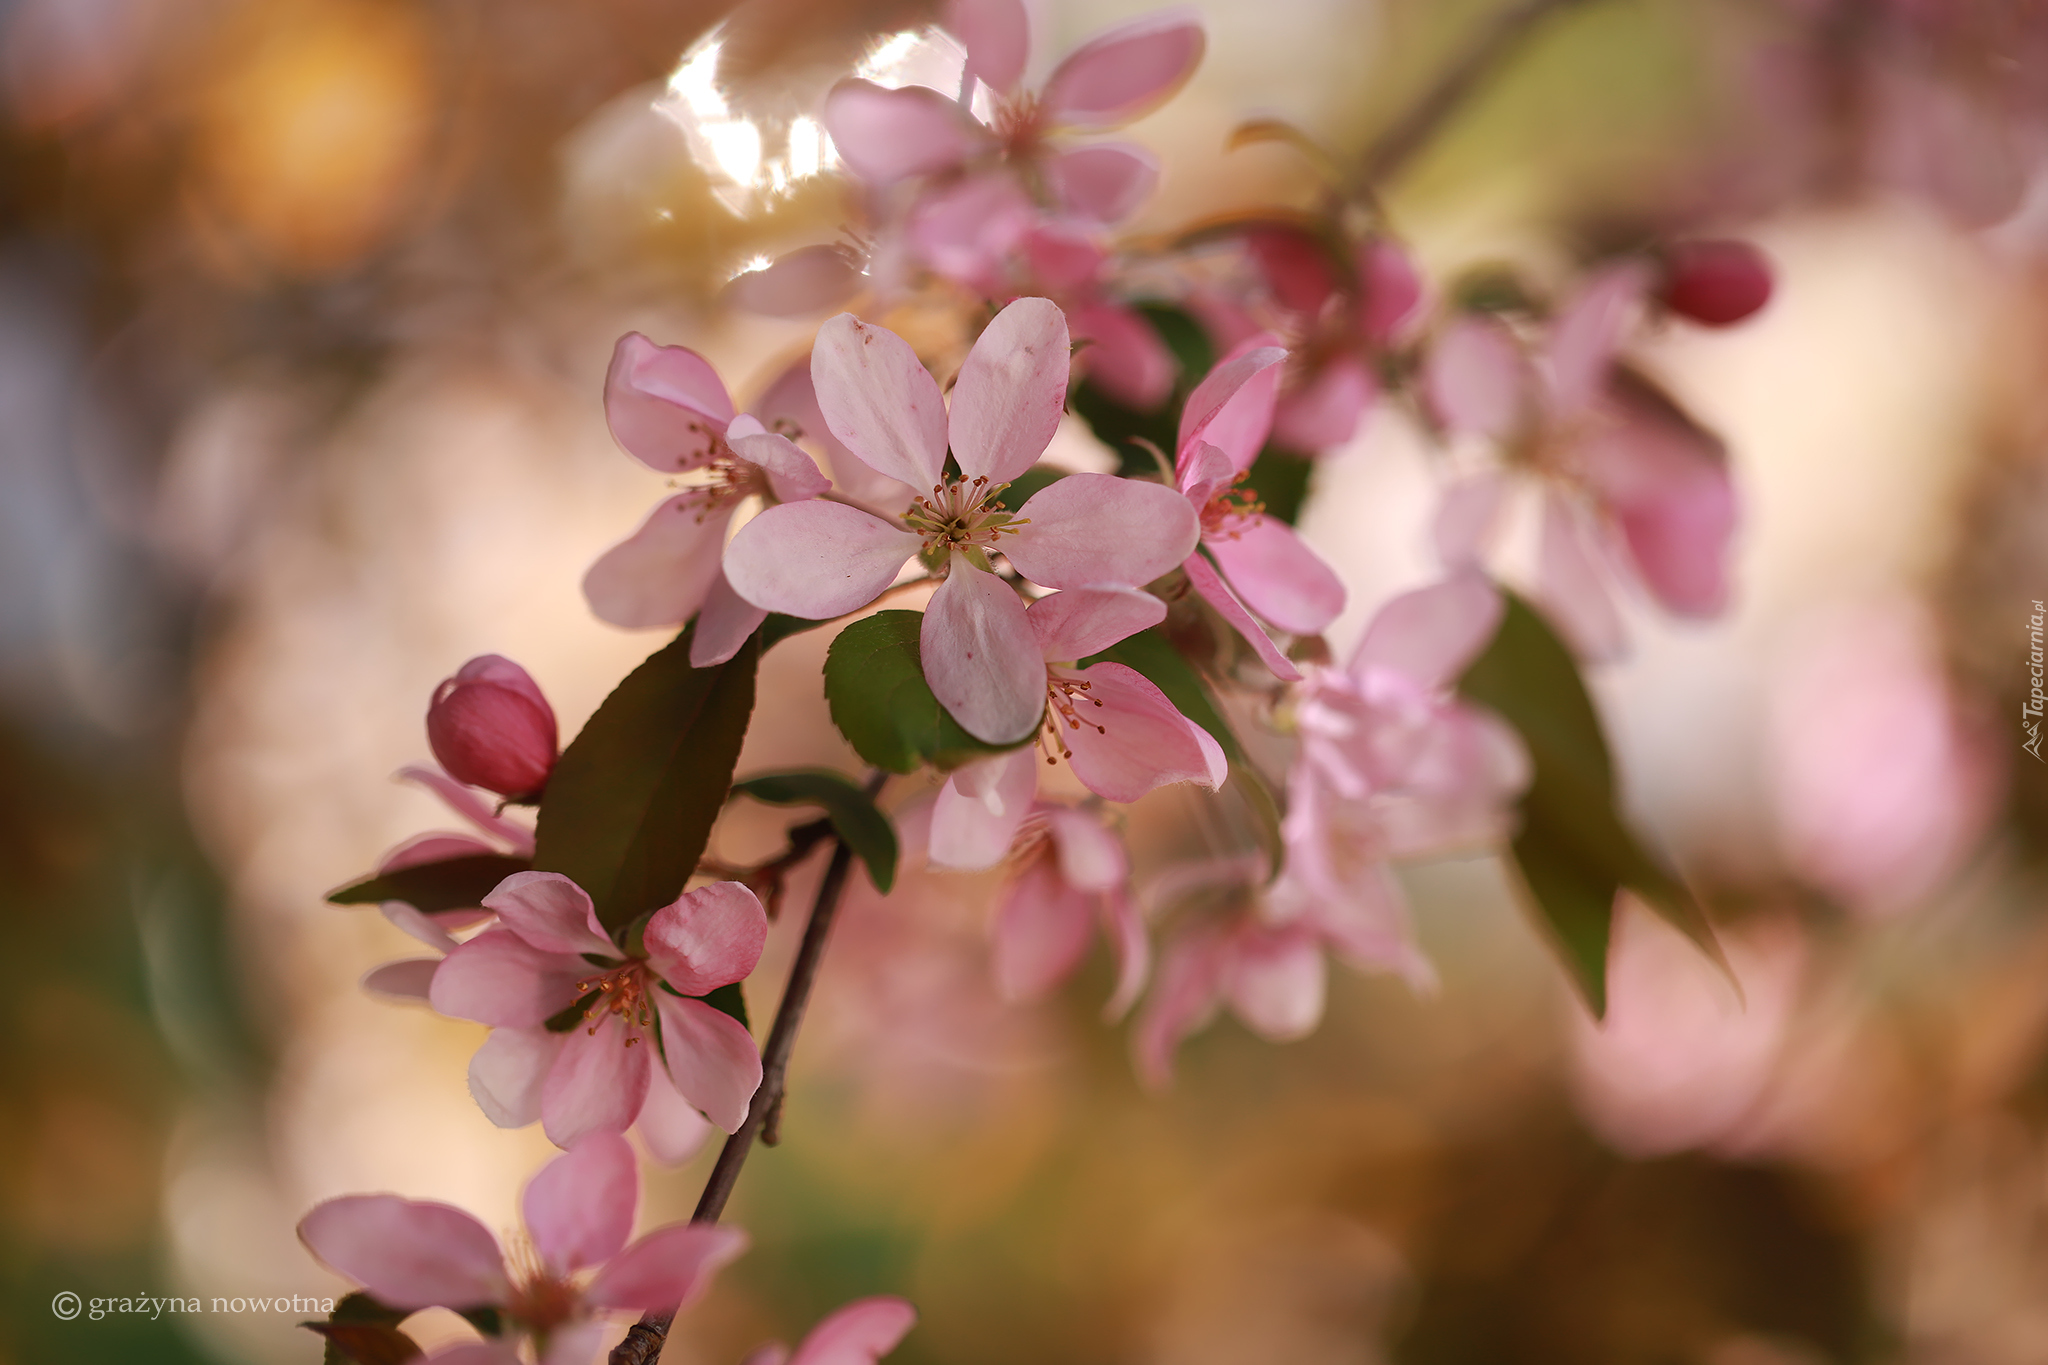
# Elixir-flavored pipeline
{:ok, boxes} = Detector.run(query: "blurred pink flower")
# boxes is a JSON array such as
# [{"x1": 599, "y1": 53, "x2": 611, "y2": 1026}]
[
  {"x1": 739, "y1": 1296, "x2": 918, "y2": 1365},
  {"x1": 724, "y1": 300, "x2": 1198, "y2": 743},
  {"x1": 1173, "y1": 340, "x2": 1348, "y2": 680},
  {"x1": 429, "y1": 872, "x2": 766, "y2": 1149},
  {"x1": 1425, "y1": 262, "x2": 1740, "y2": 659},
  {"x1": 1568, "y1": 902, "x2": 1806, "y2": 1159},
  {"x1": 584, "y1": 333, "x2": 831, "y2": 665},
  {"x1": 1770, "y1": 602, "x2": 2002, "y2": 915},
  {"x1": 299, "y1": 1132, "x2": 746, "y2": 1365},
  {"x1": 426, "y1": 655, "x2": 558, "y2": 800}
]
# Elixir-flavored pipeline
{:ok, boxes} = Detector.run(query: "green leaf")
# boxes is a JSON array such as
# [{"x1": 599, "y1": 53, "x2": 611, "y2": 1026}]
[
  {"x1": 822, "y1": 611, "x2": 1023, "y2": 774},
  {"x1": 1458, "y1": 591, "x2": 1723, "y2": 1016},
  {"x1": 303, "y1": 1294, "x2": 420, "y2": 1365},
  {"x1": 1080, "y1": 627, "x2": 1284, "y2": 876},
  {"x1": 325, "y1": 854, "x2": 531, "y2": 913},
  {"x1": 733, "y1": 769, "x2": 898, "y2": 892},
  {"x1": 989, "y1": 463, "x2": 1067, "y2": 512},
  {"x1": 1135, "y1": 302, "x2": 1215, "y2": 387},
  {"x1": 456, "y1": 1306, "x2": 503, "y2": 1338},
  {"x1": 531, "y1": 625, "x2": 760, "y2": 932},
  {"x1": 697, "y1": 980, "x2": 749, "y2": 1032}
]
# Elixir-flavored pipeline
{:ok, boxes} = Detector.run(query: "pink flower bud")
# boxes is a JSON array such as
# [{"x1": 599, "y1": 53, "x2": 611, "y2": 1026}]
[
  {"x1": 425, "y1": 655, "x2": 558, "y2": 799},
  {"x1": 1660, "y1": 239, "x2": 1773, "y2": 327}
]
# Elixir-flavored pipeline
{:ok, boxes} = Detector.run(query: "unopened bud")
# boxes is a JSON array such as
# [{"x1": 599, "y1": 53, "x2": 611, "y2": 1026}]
[
  {"x1": 426, "y1": 655, "x2": 558, "y2": 799},
  {"x1": 1660, "y1": 240, "x2": 1773, "y2": 327}
]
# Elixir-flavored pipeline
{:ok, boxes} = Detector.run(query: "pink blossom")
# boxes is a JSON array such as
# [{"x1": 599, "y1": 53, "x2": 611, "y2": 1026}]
[
  {"x1": 823, "y1": 3, "x2": 1201, "y2": 225},
  {"x1": 429, "y1": 872, "x2": 766, "y2": 1149},
  {"x1": 584, "y1": 333, "x2": 831, "y2": 666},
  {"x1": 723, "y1": 300, "x2": 1198, "y2": 744},
  {"x1": 1658, "y1": 239, "x2": 1773, "y2": 327},
  {"x1": 299, "y1": 1132, "x2": 746, "y2": 1365},
  {"x1": 930, "y1": 748, "x2": 1151, "y2": 1013},
  {"x1": 1237, "y1": 226, "x2": 1425, "y2": 451},
  {"x1": 1172, "y1": 339, "x2": 1348, "y2": 680},
  {"x1": 1423, "y1": 263, "x2": 1740, "y2": 658},
  {"x1": 426, "y1": 655, "x2": 558, "y2": 800},
  {"x1": 1133, "y1": 578, "x2": 1527, "y2": 1084},
  {"x1": 739, "y1": 1296, "x2": 918, "y2": 1365}
]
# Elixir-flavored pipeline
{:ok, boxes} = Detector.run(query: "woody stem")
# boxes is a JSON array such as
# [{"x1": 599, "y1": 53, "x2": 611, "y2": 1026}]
[{"x1": 607, "y1": 785, "x2": 874, "y2": 1365}]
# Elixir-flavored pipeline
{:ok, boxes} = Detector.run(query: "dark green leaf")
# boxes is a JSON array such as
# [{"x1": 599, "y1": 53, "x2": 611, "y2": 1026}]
[
  {"x1": 531, "y1": 625, "x2": 759, "y2": 932},
  {"x1": 697, "y1": 980, "x2": 749, "y2": 1032},
  {"x1": 1458, "y1": 590, "x2": 1723, "y2": 1016},
  {"x1": 456, "y1": 1306, "x2": 503, "y2": 1338},
  {"x1": 760, "y1": 613, "x2": 824, "y2": 653},
  {"x1": 1134, "y1": 302, "x2": 1216, "y2": 386},
  {"x1": 1243, "y1": 446, "x2": 1314, "y2": 526},
  {"x1": 989, "y1": 463, "x2": 1067, "y2": 513},
  {"x1": 733, "y1": 769, "x2": 898, "y2": 892},
  {"x1": 822, "y1": 611, "x2": 1023, "y2": 773},
  {"x1": 1080, "y1": 626, "x2": 1284, "y2": 876},
  {"x1": 304, "y1": 1295, "x2": 420, "y2": 1365},
  {"x1": 326, "y1": 854, "x2": 531, "y2": 913}
]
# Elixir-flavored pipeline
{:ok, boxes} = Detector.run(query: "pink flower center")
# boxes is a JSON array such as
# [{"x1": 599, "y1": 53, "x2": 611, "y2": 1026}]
[
  {"x1": 1198, "y1": 474, "x2": 1263, "y2": 539},
  {"x1": 993, "y1": 92, "x2": 1047, "y2": 159},
  {"x1": 573, "y1": 961, "x2": 654, "y2": 1046},
  {"x1": 1038, "y1": 669, "x2": 1105, "y2": 763},
  {"x1": 902, "y1": 475, "x2": 1027, "y2": 569},
  {"x1": 674, "y1": 447, "x2": 768, "y2": 521},
  {"x1": 503, "y1": 1232, "x2": 583, "y2": 1335}
]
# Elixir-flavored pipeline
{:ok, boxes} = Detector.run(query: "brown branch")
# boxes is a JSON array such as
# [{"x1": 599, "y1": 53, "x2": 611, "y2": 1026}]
[
  {"x1": 608, "y1": 790, "x2": 873, "y2": 1365},
  {"x1": 1354, "y1": 0, "x2": 1600, "y2": 191}
]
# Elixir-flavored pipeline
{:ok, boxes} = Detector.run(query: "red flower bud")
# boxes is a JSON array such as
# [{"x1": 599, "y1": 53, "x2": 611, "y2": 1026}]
[
  {"x1": 1660, "y1": 239, "x2": 1773, "y2": 327},
  {"x1": 425, "y1": 655, "x2": 558, "y2": 799}
]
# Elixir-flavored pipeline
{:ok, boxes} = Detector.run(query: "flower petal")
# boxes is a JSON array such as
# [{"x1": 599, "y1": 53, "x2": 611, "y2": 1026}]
[
  {"x1": 1575, "y1": 384, "x2": 1737, "y2": 618},
  {"x1": 1349, "y1": 574, "x2": 1504, "y2": 691},
  {"x1": 375, "y1": 831, "x2": 499, "y2": 875},
  {"x1": 1047, "y1": 142, "x2": 1159, "y2": 224},
  {"x1": 467, "y1": 1026, "x2": 561, "y2": 1127},
  {"x1": 1205, "y1": 514, "x2": 1345, "y2": 635},
  {"x1": 947, "y1": 0, "x2": 1029, "y2": 94},
  {"x1": 1177, "y1": 339, "x2": 1285, "y2": 472},
  {"x1": 908, "y1": 172, "x2": 1036, "y2": 294},
  {"x1": 1182, "y1": 551, "x2": 1301, "y2": 681},
  {"x1": 1545, "y1": 261, "x2": 1650, "y2": 416},
  {"x1": 398, "y1": 764, "x2": 535, "y2": 855},
  {"x1": 299, "y1": 1196, "x2": 506, "y2": 1311},
  {"x1": 634, "y1": 1070, "x2": 715, "y2": 1166},
  {"x1": 1025, "y1": 585, "x2": 1165, "y2": 662},
  {"x1": 1221, "y1": 928, "x2": 1325, "y2": 1040},
  {"x1": 724, "y1": 245, "x2": 864, "y2": 319},
  {"x1": 644, "y1": 881, "x2": 768, "y2": 995},
  {"x1": 1069, "y1": 300, "x2": 1174, "y2": 410},
  {"x1": 364, "y1": 959, "x2": 440, "y2": 1001},
  {"x1": 948, "y1": 297, "x2": 1070, "y2": 485},
  {"x1": 1130, "y1": 926, "x2": 1227, "y2": 1088},
  {"x1": 690, "y1": 571, "x2": 771, "y2": 667},
  {"x1": 722, "y1": 500, "x2": 920, "y2": 619},
  {"x1": 1005, "y1": 474, "x2": 1200, "y2": 589},
  {"x1": 752, "y1": 356, "x2": 911, "y2": 512},
  {"x1": 605, "y1": 333, "x2": 734, "y2": 473},
  {"x1": 381, "y1": 901, "x2": 460, "y2": 953},
  {"x1": 921, "y1": 566, "x2": 1046, "y2": 744},
  {"x1": 583, "y1": 495, "x2": 730, "y2": 630},
  {"x1": 431, "y1": 930, "x2": 585, "y2": 1028},
  {"x1": 992, "y1": 855, "x2": 1096, "y2": 1000},
  {"x1": 1431, "y1": 469, "x2": 1510, "y2": 570},
  {"x1": 540, "y1": 1018, "x2": 652, "y2": 1148},
  {"x1": 728, "y1": 416, "x2": 832, "y2": 502},
  {"x1": 809, "y1": 313, "x2": 951, "y2": 490},
  {"x1": 929, "y1": 748, "x2": 1039, "y2": 871},
  {"x1": 1424, "y1": 316, "x2": 1525, "y2": 439},
  {"x1": 426, "y1": 1343, "x2": 524, "y2": 1365},
  {"x1": 652, "y1": 993, "x2": 764, "y2": 1134},
  {"x1": 1043, "y1": 806, "x2": 1127, "y2": 891},
  {"x1": 1356, "y1": 238, "x2": 1425, "y2": 347},
  {"x1": 788, "y1": 1296, "x2": 919, "y2": 1365},
  {"x1": 1271, "y1": 355, "x2": 1375, "y2": 453},
  {"x1": 1058, "y1": 662, "x2": 1226, "y2": 801},
  {"x1": 1042, "y1": 11, "x2": 1205, "y2": 129},
  {"x1": 585, "y1": 1223, "x2": 749, "y2": 1315},
  {"x1": 1099, "y1": 888, "x2": 1150, "y2": 1021},
  {"x1": 483, "y1": 871, "x2": 616, "y2": 958},
  {"x1": 1537, "y1": 490, "x2": 1628, "y2": 661},
  {"x1": 523, "y1": 1132, "x2": 638, "y2": 1273},
  {"x1": 820, "y1": 79, "x2": 988, "y2": 185},
  {"x1": 538, "y1": 1323, "x2": 609, "y2": 1365}
]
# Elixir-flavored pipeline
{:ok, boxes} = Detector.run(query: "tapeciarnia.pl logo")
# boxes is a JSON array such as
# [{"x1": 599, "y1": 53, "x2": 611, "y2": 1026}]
[{"x1": 2026, "y1": 599, "x2": 2045, "y2": 762}]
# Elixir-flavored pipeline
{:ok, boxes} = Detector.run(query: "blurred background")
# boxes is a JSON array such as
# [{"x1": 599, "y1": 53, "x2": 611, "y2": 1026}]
[{"x1": 3, "y1": 0, "x2": 2047, "y2": 1361}]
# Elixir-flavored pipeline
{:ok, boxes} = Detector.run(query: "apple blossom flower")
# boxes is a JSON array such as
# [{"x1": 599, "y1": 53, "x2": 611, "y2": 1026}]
[
  {"x1": 429, "y1": 871, "x2": 766, "y2": 1150},
  {"x1": 1172, "y1": 339, "x2": 1348, "y2": 680},
  {"x1": 426, "y1": 655, "x2": 559, "y2": 800},
  {"x1": 823, "y1": 2, "x2": 1202, "y2": 227},
  {"x1": 722, "y1": 299, "x2": 1198, "y2": 744},
  {"x1": 1423, "y1": 262, "x2": 1740, "y2": 659},
  {"x1": 299, "y1": 1131, "x2": 746, "y2": 1365},
  {"x1": 584, "y1": 333, "x2": 831, "y2": 666},
  {"x1": 739, "y1": 1296, "x2": 918, "y2": 1365}
]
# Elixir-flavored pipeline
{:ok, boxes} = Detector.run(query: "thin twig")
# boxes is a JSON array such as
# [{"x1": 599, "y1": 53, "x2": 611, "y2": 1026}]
[
  {"x1": 1353, "y1": 0, "x2": 1599, "y2": 191},
  {"x1": 608, "y1": 790, "x2": 873, "y2": 1365}
]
